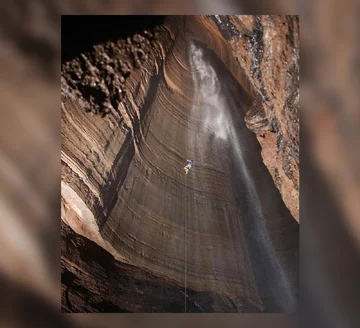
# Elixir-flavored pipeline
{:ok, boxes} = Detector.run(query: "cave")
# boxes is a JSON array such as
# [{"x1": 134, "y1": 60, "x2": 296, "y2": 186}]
[{"x1": 61, "y1": 15, "x2": 299, "y2": 313}]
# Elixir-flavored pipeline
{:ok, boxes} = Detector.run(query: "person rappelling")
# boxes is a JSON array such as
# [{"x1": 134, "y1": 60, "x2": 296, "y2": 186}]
[{"x1": 184, "y1": 159, "x2": 194, "y2": 175}]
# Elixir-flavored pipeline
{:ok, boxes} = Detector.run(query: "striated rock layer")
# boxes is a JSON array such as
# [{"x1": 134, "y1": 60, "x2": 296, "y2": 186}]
[{"x1": 61, "y1": 15, "x2": 299, "y2": 313}]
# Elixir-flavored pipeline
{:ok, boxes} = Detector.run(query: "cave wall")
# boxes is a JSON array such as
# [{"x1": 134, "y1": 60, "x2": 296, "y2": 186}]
[
  {"x1": 212, "y1": 15, "x2": 299, "y2": 221},
  {"x1": 61, "y1": 15, "x2": 299, "y2": 313}
]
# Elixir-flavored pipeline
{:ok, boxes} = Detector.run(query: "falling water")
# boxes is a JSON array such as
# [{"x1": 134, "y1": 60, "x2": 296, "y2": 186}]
[
  {"x1": 190, "y1": 43, "x2": 231, "y2": 141},
  {"x1": 187, "y1": 42, "x2": 297, "y2": 312}
]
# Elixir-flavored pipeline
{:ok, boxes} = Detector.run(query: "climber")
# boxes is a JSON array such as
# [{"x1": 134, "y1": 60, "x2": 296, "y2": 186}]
[{"x1": 184, "y1": 159, "x2": 194, "y2": 175}]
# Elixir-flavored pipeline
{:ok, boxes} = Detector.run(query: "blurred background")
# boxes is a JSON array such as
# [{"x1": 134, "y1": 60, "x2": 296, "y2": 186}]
[{"x1": 0, "y1": 0, "x2": 359, "y2": 327}]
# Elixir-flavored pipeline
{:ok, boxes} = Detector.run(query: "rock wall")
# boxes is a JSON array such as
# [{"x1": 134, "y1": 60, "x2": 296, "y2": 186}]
[
  {"x1": 61, "y1": 15, "x2": 299, "y2": 313},
  {"x1": 211, "y1": 15, "x2": 299, "y2": 221}
]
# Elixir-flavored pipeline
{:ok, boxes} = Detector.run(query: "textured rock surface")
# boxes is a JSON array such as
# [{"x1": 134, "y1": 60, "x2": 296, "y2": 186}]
[
  {"x1": 61, "y1": 15, "x2": 299, "y2": 313},
  {"x1": 61, "y1": 221, "x2": 260, "y2": 313},
  {"x1": 211, "y1": 15, "x2": 299, "y2": 221},
  {"x1": 61, "y1": 26, "x2": 160, "y2": 117}
]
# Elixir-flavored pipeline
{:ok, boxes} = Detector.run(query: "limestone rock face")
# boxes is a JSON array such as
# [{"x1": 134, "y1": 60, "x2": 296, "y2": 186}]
[
  {"x1": 61, "y1": 15, "x2": 299, "y2": 313},
  {"x1": 212, "y1": 15, "x2": 299, "y2": 221}
]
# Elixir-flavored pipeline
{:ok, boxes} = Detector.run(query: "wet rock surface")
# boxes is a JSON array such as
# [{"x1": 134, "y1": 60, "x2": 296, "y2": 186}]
[{"x1": 218, "y1": 15, "x2": 300, "y2": 221}]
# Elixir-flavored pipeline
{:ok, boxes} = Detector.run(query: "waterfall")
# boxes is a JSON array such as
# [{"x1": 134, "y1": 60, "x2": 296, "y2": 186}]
[
  {"x1": 189, "y1": 43, "x2": 231, "y2": 141},
  {"x1": 187, "y1": 42, "x2": 297, "y2": 312}
]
